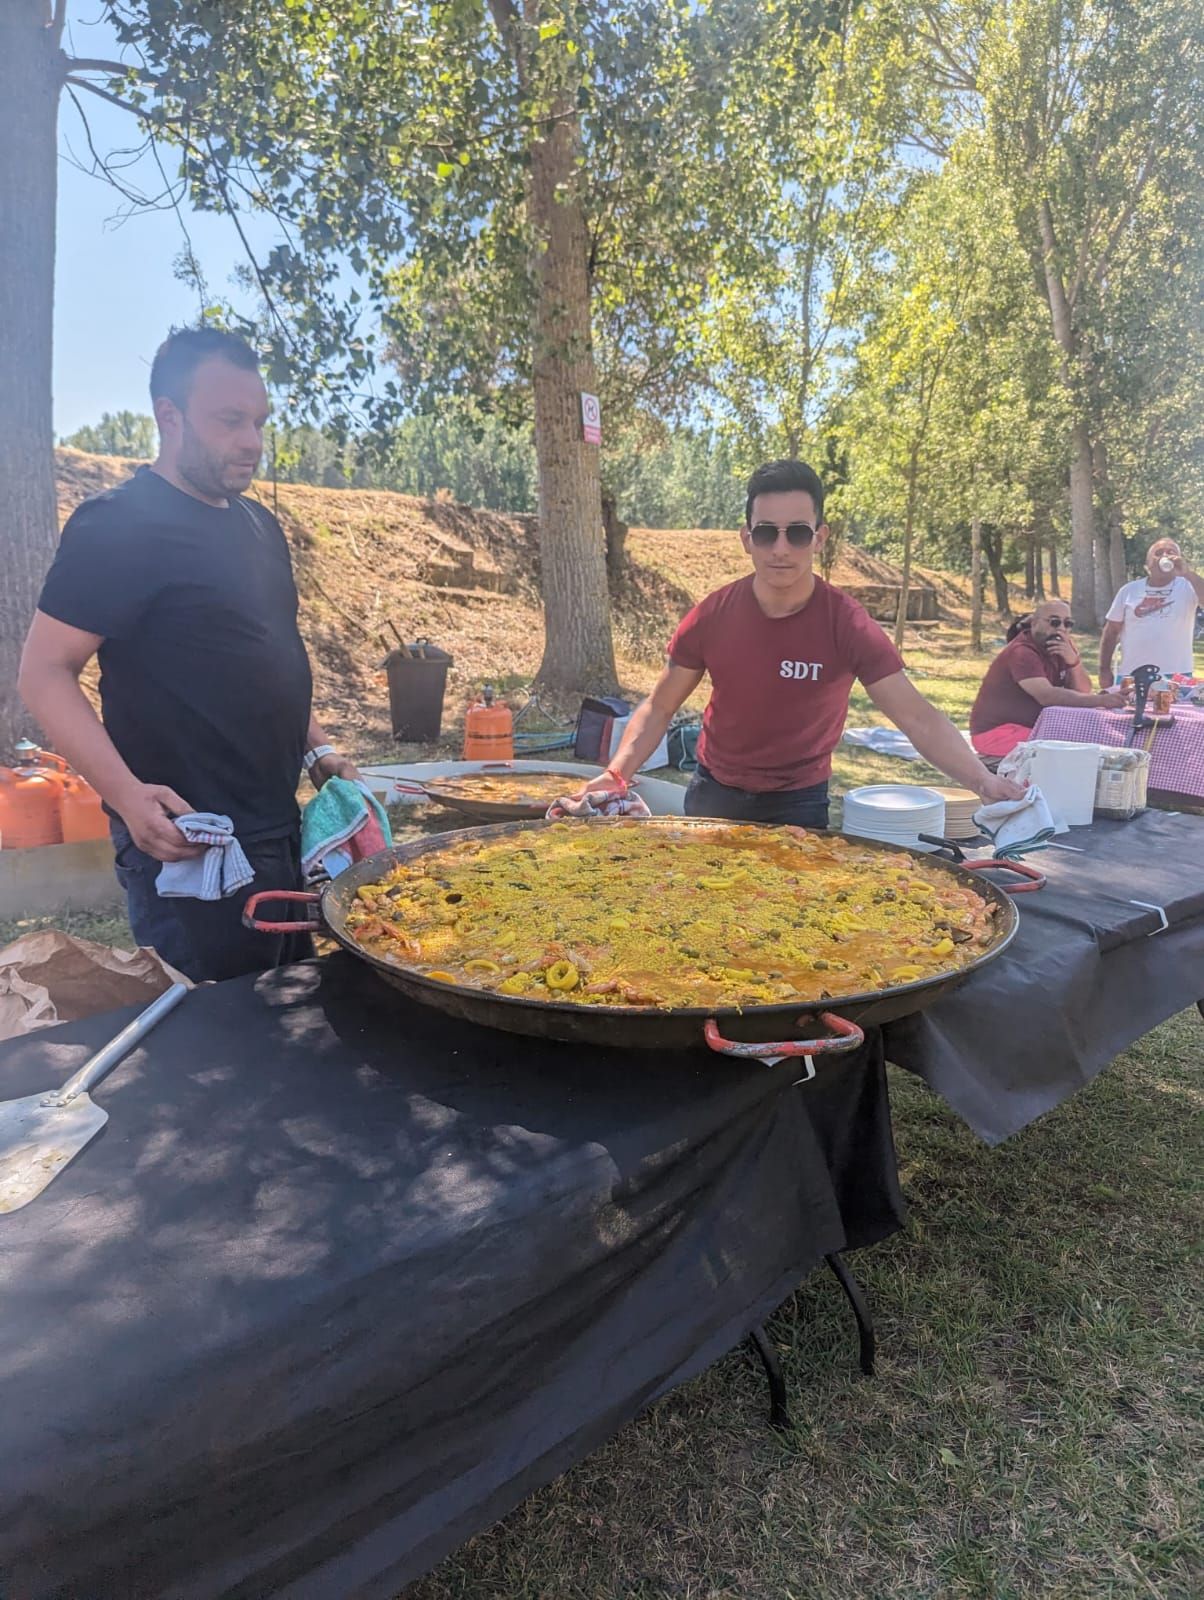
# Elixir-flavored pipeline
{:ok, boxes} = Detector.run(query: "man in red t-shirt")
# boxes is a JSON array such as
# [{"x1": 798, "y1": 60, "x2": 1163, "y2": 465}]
[
  {"x1": 593, "y1": 458, "x2": 1024, "y2": 827},
  {"x1": 969, "y1": 601, "x2": 1127, "y2": 758}
]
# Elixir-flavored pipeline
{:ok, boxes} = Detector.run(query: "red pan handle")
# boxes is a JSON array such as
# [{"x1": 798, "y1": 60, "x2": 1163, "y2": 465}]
[
  {"x1": 963, "y1": 859, "x2": 1046, "y2": 893},
  {"x1": 390, "y1": 779, "x2": 429, "y2": 797},
  {"x1": 243, "y1": 890, "x2": 323, "y2": 934},
  {"x1": 704, "y1": 1011, "x2": 865, "y2": 1060}
]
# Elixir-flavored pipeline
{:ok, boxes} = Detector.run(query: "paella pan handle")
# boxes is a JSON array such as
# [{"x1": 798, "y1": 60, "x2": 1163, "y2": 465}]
[
  {"x1": 242, "y1": 890, "x2": 323, "y2": 934},
  {"x1": 917, "y1": 833, "x2": 968, "y2": 862},
  {"x1": 961, "y1": 859, "x2": 1046, "y2": 894},
  {"x1": 703, "y1": 1011, "x2": 865, "y2": 1072},
  {"x1": 389, "y1": 779, "x2": 430, "y2": 797}
]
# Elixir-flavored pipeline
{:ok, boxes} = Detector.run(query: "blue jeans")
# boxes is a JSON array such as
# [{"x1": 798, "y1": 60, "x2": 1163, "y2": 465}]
[
  {"x1": 684, "y1": 764, "x2": 830, "y2": 829},
  {"x1": 111, "y1": 823, "x2": 314, "y2": 983}
]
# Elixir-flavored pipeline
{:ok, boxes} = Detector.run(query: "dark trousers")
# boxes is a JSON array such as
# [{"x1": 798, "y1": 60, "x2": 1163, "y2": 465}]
[
  {"x1": 111, "y1": 824, "x2": 314, "y2": 983},
  {"x1": 684, "y1": 764, "x2": 831, "y2": 829}
]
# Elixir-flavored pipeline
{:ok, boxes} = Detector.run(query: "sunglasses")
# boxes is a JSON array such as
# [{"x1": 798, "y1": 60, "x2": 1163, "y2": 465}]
[
  {"x1": 749, "y1": 521, "x2": 817, "y2": 548},
  {"x1": 1043, "y1": 617, "x2": 1075, "y2": 630}
]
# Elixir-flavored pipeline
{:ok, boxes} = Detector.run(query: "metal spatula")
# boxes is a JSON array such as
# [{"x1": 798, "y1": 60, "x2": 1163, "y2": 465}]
[{"x1": 0, "y1": 982, "x2": 188, "y2": 1215}]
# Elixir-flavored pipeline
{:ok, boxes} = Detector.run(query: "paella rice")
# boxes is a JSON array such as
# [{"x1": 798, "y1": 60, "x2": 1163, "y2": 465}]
[
  {"x1": 344, "y1": 822, "x2": 998, "y2": 1010},
  {"x1": 428, "y1": 772, "x2": 588, "y2": 806}
]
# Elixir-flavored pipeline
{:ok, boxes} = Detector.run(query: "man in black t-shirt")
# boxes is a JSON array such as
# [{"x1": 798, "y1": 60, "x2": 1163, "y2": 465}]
[{"x1": 19, "y1": 328, "x2": 358, "y2": 981}]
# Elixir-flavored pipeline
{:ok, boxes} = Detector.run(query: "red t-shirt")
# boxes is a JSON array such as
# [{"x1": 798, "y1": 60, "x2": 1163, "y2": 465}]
[
  {"x1": 668, "y1": 575, "x2": 904, "y2": 791},
  {"x1": 969, "y1": 634, "x2": 1069, "y2": 735}
]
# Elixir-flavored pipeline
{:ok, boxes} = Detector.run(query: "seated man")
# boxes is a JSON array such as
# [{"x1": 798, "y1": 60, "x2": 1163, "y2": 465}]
[
  {"x1": 591, "y1": 457, "x2": 1023, "y2": 824},
  {"x1": 969, "y1": 602, "x2": 1126, "y2": 759},
  {"x1": 1099, "y1": 539, "x2": 1204, "y2": 686}
]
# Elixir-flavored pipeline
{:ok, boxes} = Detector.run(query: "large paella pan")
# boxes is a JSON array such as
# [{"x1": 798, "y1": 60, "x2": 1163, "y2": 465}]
[{"x1": 245, "y1": 818, "x2": 1041, "y2": 1059}]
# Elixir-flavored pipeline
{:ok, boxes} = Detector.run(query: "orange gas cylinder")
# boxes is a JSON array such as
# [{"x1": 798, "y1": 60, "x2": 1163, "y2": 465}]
[
  {"x1": 462, "y1": 685, "x2": 514, "y2": 761},
  {"x1": 59, "y1": 773, "x2": 109, "y2": 842},
  {"x1": 0, "y1": 761, "x2": 65, "y2": 849}
]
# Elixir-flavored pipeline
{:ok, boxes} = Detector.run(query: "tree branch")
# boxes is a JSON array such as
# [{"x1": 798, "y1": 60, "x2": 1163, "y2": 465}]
[
  {"x1": 486, "y1": 0, "x2": 518, "y2": 30},
  {"x1": 50, "y1": 0, "x2": 68, "y2": 47},
  {"x1": 63, "y1": 57, "x2": 153, "y2": 79},
  {"x1": 915, "y1": 4, "x2": 978, "y2": 92},
  {"x1": 1087, "y1": 115, "x2": 1172, "y2": 293},
  {"x1": 203, "y1": 136, "x2": 291, "y2": 343},
  {"x1": 64, "y1": 74, "x2": 142, "y2": 117}
]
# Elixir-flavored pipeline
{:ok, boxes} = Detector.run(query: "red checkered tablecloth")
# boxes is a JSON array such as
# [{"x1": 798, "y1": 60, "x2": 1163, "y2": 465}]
[{"x1": 1030, "y1": 702, "x2": 1204, "y2": 802}]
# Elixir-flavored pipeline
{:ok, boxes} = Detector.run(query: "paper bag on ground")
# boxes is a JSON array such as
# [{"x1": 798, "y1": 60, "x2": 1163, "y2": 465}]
[{"x1": 0, "y1": 930, "x2": 191, "y2": 1042}]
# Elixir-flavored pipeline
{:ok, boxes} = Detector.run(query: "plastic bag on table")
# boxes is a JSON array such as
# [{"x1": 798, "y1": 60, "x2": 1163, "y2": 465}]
[{"x1": 0, "y1": 929, "x2": 191, "y2": 1043}]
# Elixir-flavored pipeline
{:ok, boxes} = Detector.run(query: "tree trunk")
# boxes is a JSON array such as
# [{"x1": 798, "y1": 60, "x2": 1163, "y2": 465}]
[
  {"x1": 1068, "y1": 418, "x2": 1098, "y2": 628},
  {"x1": 1093, "y1": 436, "x2": 1128, "y2": 597},
  {"x1": 1034, "y1": 535, "x2": 1045, "y2": 600},
  {"x1": 1036, "y1": 200, "x2": 1097, "y2": 628},
  {"x1": 1048, "y1": 542, "x2": 1060, "y2": 597},
  {"x1": 970, "y1": 509, "x2": 983, "y2": 653},
  {"x1": 601, "y1": 493, "x2": 628, "y2": 584},
  {"x1": 983, "y1": 527, "x2": 1011, "y2": 620},
  {"x1": 1024, "y1": 531, "x2": 1036, "y2": 599},
  {"x1": 523, "y1": 35, "x2": 616, "y2": 694},
  {"x1": 893, "y1": 444, "x2": 920, "y2": 650},
  {"x1": 1092, "y1": 531, "x2": 1112, "y2": 627},
  {"x1": 1108, "y1": 507, "x2": 1126, "y2": 594},
  {"x1": 0, "y1": 2, "x2": 61, "y2": 758}
]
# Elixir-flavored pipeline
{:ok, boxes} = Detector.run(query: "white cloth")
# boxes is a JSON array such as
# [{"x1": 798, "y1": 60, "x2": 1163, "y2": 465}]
[
  {"x1": 972, "y1": 786, "x2": 1058, "y2": 859},
  {"x1": 156, "y1": 813, "x2": 255, "y2": 901},
  {"x1": 1106, "y1": 576, "x2": 1199, "y2": 678},
  {"x1": 545, "y1": 789, "x2": 653, "y2": 820},
  {"x1": 841, "y1": 727, "x2": 921, "y2": 761}
]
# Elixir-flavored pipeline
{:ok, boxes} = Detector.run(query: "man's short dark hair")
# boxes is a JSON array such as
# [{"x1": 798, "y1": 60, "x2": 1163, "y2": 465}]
[
  {"x1": 744, "y1": 459, "x2": 826, "y2": 527},
  {"x1": 149, "y1": 327, "x2": 261, "y2": 408}
]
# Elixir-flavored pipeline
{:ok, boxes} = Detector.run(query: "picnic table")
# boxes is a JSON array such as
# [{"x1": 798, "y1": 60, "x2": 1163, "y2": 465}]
[
  {"x1": 1031, "y1": 701, "x2": 1204, "y2": 809},
  {"x1": 885, "y1": 811, "x2": 1204, "y2": 1142},
  {"x1": 1, "y1": 809, "x2": 1201, "y2": 1595}
]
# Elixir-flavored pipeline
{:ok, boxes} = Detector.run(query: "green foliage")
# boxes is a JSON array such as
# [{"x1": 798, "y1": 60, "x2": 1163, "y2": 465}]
[
  {"x1": 605, "y1": 427, "x2": 744, "y2": 530},
  {"x1": 61, "y1": 410, "x2": 156, "y2": 458},
  {"x1": 372, "y1": 406, "x2": 539, "y2": 513},
  {"x1": 247, "y1": 408, "x2": 745, "y2": 527},
  {"x1": 64, "y1": 1, "x2": 1203, "y2": 588}
]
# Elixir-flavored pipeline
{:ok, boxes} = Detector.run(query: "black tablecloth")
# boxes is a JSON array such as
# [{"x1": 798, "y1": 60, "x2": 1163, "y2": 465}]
[
  {"x1": 885, "y1": 811, "x2": 1204, "y2": 1143},
  {"x1": 0, "y1": 956, "x2": 902, "y2": 1600}
]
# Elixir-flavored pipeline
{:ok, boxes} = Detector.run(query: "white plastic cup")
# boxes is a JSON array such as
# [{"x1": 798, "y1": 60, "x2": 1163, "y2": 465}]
[
  {"x1": 1159, "y1": 556, "x2": 1176, "y2": 572},
  {"x1": 1028, "y1": 741, "x2": 1102, "y2": 827}
]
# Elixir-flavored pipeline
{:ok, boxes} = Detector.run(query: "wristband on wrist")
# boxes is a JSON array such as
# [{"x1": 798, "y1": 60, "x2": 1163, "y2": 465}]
[
  {"x1": 603, "y1": 765, "x2": 629, "y2": 795},
  {"x1": 303, "y1": 744, "x2": 337, "y2": 773}
]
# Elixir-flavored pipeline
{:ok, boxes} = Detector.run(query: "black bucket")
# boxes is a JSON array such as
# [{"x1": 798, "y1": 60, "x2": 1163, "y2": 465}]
[{"x1": 385, "y1": 646, "x2": 453, "y2": 741}]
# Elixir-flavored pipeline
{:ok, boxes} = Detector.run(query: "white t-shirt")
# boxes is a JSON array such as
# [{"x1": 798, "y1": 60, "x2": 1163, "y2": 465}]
[{"x1": 1106, "y1": 576, "x2": 1200, "y2": 676}]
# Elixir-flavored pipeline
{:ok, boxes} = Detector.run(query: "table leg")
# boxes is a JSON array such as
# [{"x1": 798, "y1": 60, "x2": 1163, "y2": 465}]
[
  {"x1": 825, "y1": 1251, "x2": 876, "y2": 1377},
  {"x1": 747, "y1": 1324, "x2": 790, "y2": 1429}
]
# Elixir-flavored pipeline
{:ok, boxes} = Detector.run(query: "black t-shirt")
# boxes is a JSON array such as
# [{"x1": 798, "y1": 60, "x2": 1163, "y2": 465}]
[{"x1": 38, "y1": 467, "x2": 313, "y2": 841}]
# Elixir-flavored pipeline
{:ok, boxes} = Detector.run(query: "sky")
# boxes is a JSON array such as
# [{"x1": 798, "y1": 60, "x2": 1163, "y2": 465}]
[{"x1": 53, "y1": 8, "x2": 283, "y2": 437}]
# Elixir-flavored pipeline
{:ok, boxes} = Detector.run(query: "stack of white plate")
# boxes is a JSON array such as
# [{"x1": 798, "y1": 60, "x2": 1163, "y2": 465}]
[
  {"x1": 842, "y1": 784, "x2": 947, "y2": 851},
  {"x1": 929, "y1": 786, "x2": 981, "y2": 841}
]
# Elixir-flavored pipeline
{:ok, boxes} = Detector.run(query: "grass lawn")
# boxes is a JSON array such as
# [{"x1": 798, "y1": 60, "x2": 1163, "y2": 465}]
[{"x1": 2, "y1": 617, "x2": 1200, "y2": 1598}]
